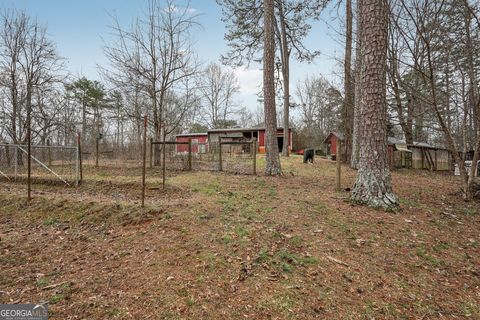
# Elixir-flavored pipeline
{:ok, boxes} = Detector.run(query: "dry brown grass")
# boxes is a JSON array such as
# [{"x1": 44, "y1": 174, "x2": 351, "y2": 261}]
[{"x1": 1, "y1": 156, "x2": 479, "y2": 319}]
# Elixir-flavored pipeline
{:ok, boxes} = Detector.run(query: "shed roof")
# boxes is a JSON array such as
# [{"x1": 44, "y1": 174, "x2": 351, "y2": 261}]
[
  {"x1": 323, "y1": 132, "x2": 448, "y2": 150},
  {"x1": 176, "y1": 132, "x2": 208, "y2": 137},
  {"x1": 207, "y1": 126, "x2": 287, "y2": 133}
]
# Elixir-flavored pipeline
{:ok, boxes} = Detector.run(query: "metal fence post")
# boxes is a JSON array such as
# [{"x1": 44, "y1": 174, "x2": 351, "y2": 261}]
[
  {"x1": 188, "y1": 138, "x2": 192, "y2": 171},
  {"x1": 95, "y1": 135, "x2": 100, "y2": 167},
  {"x1": 149, "y1": 138, "x2": 153, "y2": 168},
  {"x1": 47, "y1": 139, "x2": 52, "y2": 166},
  {"x1": 75, "y1": 138, "x2": 79, "y2": 186},
  {"x1": 253, "y1": 138, "x2": 257, "y2": 175},
  {"x1": 142, "y1": 115, "x2": 147, "y2": 207},
  {"x1": 76, "y1": 133, "x2": 83, "y2": 185},
  {"x1": 336, "y1": 139, "x2": 341, "y2": 191},
  {"x1": 218, "y1": 137, "x2": 223, "y2": 172},
  {"x1": 162, "y1": 136, "x2": 166, "y2": 189},
  {"x1": 14, "y1": 145, "x2": 18, "y2": 181}
]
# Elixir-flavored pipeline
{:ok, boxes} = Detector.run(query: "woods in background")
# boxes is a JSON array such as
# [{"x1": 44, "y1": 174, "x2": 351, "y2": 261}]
[
  {"x1": 0, "y1": 0, "x2": 478, "y2": 203},
  {"x1": 339, "y1": 0, "x2": 479, "y2": 203}
]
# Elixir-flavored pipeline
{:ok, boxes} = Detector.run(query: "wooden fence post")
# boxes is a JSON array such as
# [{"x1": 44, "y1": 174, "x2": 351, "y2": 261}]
[
  {"x1": 142, "y1": 116, "x2": 147, "y2": 207},
  {"x1": 336, "y1": 139, "x2": 341, "y2": 191},
  {"x1": 253, "y1": 138, "x2": 257, "y2": 175},
  {"x1": 188, "y1": 138, "x2": 192, "y2": 171},
  {"x1": 218, "y1": 137, "x2": 223, "y2": 172}
]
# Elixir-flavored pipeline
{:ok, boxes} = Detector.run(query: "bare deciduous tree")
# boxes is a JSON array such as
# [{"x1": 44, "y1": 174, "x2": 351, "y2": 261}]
[
  {"x1": 196, "y1": 63, "x2": 239, "y2": 129},
  {"x1": 104, "y1": 0, "x2": 200, "y2": 143}
]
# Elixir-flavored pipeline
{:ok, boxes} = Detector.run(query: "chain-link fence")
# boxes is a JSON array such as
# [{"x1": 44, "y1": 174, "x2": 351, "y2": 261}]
[{"x1": 0, "y1": 143, "x2": 80, "y2": 185}]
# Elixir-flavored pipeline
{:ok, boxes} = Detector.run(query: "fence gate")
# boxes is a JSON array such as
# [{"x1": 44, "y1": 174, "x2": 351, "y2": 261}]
[
  {"x1": 219, "y1": 138, "x2": 257, "y2": 175},
  {"x1": 150, "y1": 141, "x2": 192, "y2": 171},
  {"x1": 0, "y1": 143, "x2": 80, "y2": 186},
  {"x1": 148, "y1": 138, "x2": 257, "y2": 175}
]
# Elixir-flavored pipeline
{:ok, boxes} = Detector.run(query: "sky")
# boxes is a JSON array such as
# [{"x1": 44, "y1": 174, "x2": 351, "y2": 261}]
[{"x1": 0, "y1": 0, "x2": 344, "y2": 113}]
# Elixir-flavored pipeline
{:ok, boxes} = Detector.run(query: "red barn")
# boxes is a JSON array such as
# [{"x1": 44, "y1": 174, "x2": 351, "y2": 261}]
[
  {"x1": 207, "y1": 126, "x2": 292, "y2": 154},
  {"x1": 175, "y1": 133, "x2": 208, "y2": 153},
  {"x1": 175, "y1": 126, "x2": 292, "y2": 154}
]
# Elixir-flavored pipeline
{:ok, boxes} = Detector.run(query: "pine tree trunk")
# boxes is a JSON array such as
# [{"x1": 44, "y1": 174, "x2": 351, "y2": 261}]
[
  {"x1": 351, "y1": 0, "x2": 398, "y2": 209},
  {"x1": 282, "y1": 63, "x2": 290, "y2": 157},
  {"x1": 343, "y1": 0, "x2": 354, "y2": 163},
  {"x1": 264, "y1": 0, "x2": 281, "y2": 175},
  {"x1": 279, "y1": 1, "x2": 290, "y2": 157},
  {"x1": 351, "y1": 0, "x2": 363, "y2": 169}
]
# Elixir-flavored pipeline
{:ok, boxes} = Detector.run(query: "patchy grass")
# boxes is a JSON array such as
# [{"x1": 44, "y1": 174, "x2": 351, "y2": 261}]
[{"x1": 0, "y1": 156, "x2": 479, "y2": 319}]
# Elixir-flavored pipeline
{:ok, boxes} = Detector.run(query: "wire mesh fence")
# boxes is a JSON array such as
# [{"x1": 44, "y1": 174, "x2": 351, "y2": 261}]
[
  {"x1": 219, "y1": 140, "x2": 257, "y2": 175},
  {"x1": 150, "y1": 142, "x2": 191, "y2": 171},
  {"x1": 149, "y1": 139, "x2": 257, "y2": 175},
  {"x1": 0, "y1": 143, "x2": 79, "y2": 185},
  {"x1": 191, "y1": 142, "x2": 219, "y2": 171},
  {"x1": 76, "y1": 130, "x2": 145, "y2": 168}
]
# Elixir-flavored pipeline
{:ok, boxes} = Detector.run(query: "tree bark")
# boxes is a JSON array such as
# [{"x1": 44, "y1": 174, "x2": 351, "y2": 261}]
[
  {"x1": 464, "y1": 4, "x2": 478, "y2": 143},
  {"x1": 351, "y1": 0, "x2": 398, "y2": 209},
  {"x1": 278, "y1": 1, "x2": 290, "y2": 157},
  {"x1": 351, "y1": 0, "x2": 363, "y2": 169},
  {"x1": 264, "y1": 0, "x2": 281, "y2": 175},
  {"x1": 343, "y1": 0, "x2": 354, "y2": 163}
]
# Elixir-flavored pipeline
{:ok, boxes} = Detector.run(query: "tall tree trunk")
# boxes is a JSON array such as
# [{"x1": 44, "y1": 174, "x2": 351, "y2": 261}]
[
  {"x1": 405, "y1": 95, "x2": 414, "y2": 145},
  {"x1": 264, "y1": 0, "x2": 281, "y2": 175},
  {"x1": 388, "y1": 33, "x2": 415, "y2": 146},
  {"x1": 10, "y1": 67, "x2": 18, "y2": 144},
  {"x1": 463, "y1": 3, "x2": 480, "y2": 200},
  {"x1": 81, "y1": 94, "x2": 87, "y2": 145},
  {"x1": 343, "y1": 0, "x2": 354, "y2": 163},
  {"x1": 278, "y1": 1, "x2": 290, "y2": 157},
  {"x1": 351, "y1": 0, "x2": 397, "y2": 209},
  {"x1": 465, "y1": 4, "x2": 478, "y2": 143},
  {"x1": 351, "y1": 0, "x2": 363, "y2": 169}
]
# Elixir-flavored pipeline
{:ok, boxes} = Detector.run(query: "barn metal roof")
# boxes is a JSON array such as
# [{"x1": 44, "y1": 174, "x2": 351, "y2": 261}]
[
  {"x1": 176, "y1": 132, "x2": 208, "y2": 137},
  {"x1": 207, "y1": 126, "x2": 286, "y2": 133}
]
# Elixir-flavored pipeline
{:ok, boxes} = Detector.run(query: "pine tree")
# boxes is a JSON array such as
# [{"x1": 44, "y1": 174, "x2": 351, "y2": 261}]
[
  {"x1": 263, "y1": 0, "x2": 282, "y2": 175},
  {"x1": 351, "y1": 0, "x2": 398, "y2": 208}
]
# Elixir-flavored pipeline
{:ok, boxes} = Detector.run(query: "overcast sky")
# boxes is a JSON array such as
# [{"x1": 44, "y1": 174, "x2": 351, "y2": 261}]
[{"x1": 0, "y1": 0, "x2": 344, "y2": 112}]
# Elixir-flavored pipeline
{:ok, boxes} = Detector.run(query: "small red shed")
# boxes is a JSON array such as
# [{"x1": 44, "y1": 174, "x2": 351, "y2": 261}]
[
  {"x1": 323, "y1": 132, "x2": 451, "y2": 171},
  {"x1": 323, "y1": 132, "x2": 345, "y2": 158},
  {"x1": 324, "y1": 132, "x2": 397, "y2": 166}
]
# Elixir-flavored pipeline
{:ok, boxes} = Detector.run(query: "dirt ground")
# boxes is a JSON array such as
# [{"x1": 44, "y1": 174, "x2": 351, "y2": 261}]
[{"x1": 1, "y1": 156, "x2": 479, "y2": 319}]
